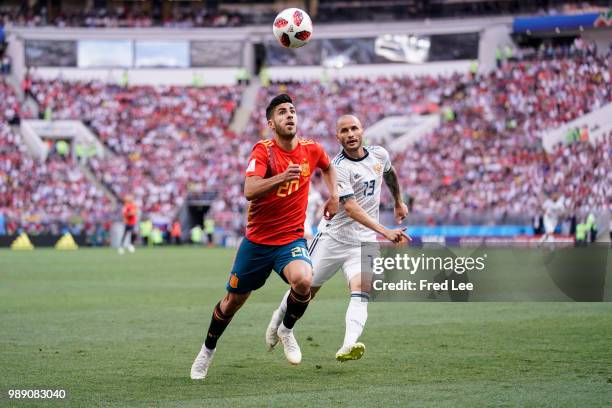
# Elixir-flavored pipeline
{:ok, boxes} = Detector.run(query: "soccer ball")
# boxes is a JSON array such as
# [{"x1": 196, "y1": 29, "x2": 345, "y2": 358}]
[{"x1": 272, "y1": 8, "x2": 313, "y2": 49}]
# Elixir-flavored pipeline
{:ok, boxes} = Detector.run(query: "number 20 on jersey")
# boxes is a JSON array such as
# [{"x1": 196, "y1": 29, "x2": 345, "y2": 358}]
[{"x1": 277, "y1": 180, "x2": 299, "y2": 197}]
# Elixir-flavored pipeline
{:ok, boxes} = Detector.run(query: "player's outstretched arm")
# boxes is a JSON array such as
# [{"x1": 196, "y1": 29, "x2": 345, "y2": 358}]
[
  {"x1": 244, "y1": 164, "x2": 301, "y2": 201},
  {"x1": 343, "y1": 197, "x2": 409, "y2": 243},
  {"x1": 383, "y1": 166, "x2": 408, "y2": 224},
  {"x1": 320, "y1": 164, "x2": 339, "y2": 219}
]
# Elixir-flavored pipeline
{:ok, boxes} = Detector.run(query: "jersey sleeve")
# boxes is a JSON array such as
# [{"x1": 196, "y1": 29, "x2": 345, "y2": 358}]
[
  {"x1": 245, "y1": 142, "x2": 268, "y2": 178},
  {"x1": 314, "y1": 143, "x2": 331, "y2": 170},
  {"x1": 336, "y1": 164, "x2": 354, "y2": 198},
  {"x1": 379, "y1": 147, "x2": 392, "y2": 172}
]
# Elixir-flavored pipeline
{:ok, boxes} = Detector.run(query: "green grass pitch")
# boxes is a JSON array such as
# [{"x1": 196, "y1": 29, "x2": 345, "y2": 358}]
[{"x1": 1, "y1": 247, "x2": 611, "y2": 407}]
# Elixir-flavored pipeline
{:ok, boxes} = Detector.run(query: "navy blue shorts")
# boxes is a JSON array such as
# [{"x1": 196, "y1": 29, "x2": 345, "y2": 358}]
[{"x1": 226, "y1": 237, "x2": 312, "y2": 293}]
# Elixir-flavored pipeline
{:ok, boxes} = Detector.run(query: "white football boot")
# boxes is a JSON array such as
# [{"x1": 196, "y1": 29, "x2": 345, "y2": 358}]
[
  {"x1": 335, "y1": 342, "x2": 366, "y2": 362},
  {"x1": 277, "y1": 324, "x2": 302, "y2": 365},
  {"x1": 190, "y1": 347, "x2": 216, "y2": 380},
  {"x1": 265, "y1": 309, "x2": 282, "y2": 351}
]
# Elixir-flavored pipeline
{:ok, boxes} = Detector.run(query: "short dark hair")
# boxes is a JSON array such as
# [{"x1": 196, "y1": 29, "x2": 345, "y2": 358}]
[{"x1": 266, "y1": 94, "x2": 293, "y2": 120}]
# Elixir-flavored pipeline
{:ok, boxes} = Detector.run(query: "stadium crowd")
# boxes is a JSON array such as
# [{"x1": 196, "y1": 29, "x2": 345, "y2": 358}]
[
  {"x1": 1, "y1": 1, "x2": 607, "y2": 28},
  {"x1": 253, "y1": 53, "x2": 610, "y2": 223},
  {"x1": 2, "y1": 50, "x2": 610, "y2": 235},
  {"x1": 399, "y1": 53, "x2": 610, "y2": 223},
  {"x1": 0, "y1": 8, "x2": 243, "y2": 28},
  {"x1": 29, "y1": 81, "x2": 244, "y2": 217},
  {"x1": 0, "y1": 82, "x2": 112, "y2": 235},
  {"x1": 546, "y1": 133, "x2": 610, "y2": 218}
]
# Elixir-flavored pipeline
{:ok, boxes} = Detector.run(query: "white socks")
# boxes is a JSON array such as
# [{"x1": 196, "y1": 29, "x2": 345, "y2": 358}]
[
  {"x1": 343, "y1": 292, "x2": 369, "y2": 347},
  {"x1": 122, "y1": 231, "x2": 132, "y2": 248},
  {"x1": 277, "y1": 322, "x2": 291, "y2": 335},
  {"x1": 276, "y1": 289, "x2": 369, "y2": 346},
  {"x1": 276, "y1": 289, "x2": 290, "y2": 324}
]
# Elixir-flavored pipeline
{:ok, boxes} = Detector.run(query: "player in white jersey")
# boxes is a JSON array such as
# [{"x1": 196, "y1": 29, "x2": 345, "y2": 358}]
[
  {"x1": 304, "y1": 186, "x2": 324, "y2": 241},
  {"x1": 540, "y1": 192, "x2": 566, "y2": 242},
  {"x1": 266, "y1": 115, "x2": 409, "y2": 362}
]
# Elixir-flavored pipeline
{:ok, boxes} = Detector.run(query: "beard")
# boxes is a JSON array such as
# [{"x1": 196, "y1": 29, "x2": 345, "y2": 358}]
[{"x1": 274, "y1": 122, "x2": 297, "y2": 138}]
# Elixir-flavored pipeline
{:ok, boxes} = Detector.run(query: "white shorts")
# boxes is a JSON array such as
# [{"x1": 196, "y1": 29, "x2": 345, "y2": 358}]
[
  {"x1": 309, "y1": 232, "x2": 378, "y2": 288},
  {"x1": 544, "y1": 216, "x2": 558, "y2": 234}
]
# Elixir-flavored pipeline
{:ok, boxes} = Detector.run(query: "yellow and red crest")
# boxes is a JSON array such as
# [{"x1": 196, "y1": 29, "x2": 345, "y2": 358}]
[
  {"x1": 300, "y1": 161, "x2": 310, "y2": 177},
  {"x1": 229, "y1": 274, "x2": 239, "y2": 289}
]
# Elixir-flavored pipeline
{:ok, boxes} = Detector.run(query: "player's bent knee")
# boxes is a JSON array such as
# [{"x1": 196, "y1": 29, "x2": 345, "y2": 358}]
[
  {"x1": 284, "y1": 261, "x2": 312, "y2": 282},
  {"x1": 284, "y1": 262, "x2": 312, "y2": 294},
  {"x1": 291, "y1": 274, "x2": 312, "y2": 295}
]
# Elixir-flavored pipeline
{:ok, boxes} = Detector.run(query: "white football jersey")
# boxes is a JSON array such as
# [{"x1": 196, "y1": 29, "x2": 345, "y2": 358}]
[
  {"x1": 318, "y1": 146, "x2": 391, "y2": 245},
  {"x1": 543, "y1": 197, "x2": 565, "y2": 220},
  {"x1": 304, "y1": 187, "x2": 324, "y2": 237},
  {"x1": 306, "y1": 188, "x2": 324, "y2": 223}
]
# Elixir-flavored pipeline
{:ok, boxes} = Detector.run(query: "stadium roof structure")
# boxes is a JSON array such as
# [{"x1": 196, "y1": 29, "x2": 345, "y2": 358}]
[{"x1": 513, "y1": 10, "x2": 612, "y2": 34}]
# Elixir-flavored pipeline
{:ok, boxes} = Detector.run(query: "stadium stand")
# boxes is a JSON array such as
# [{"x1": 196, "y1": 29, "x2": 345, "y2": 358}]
[
  {"x1": 1, "y1": 1, "x2": 609, "y2": 27},
  {"x1": 1, "y1": 82, "x2": 112, "y2": 234},
  {"x1": 18, "y1": 50, "x2": 610, "y2": 231},
  {"x1": 0, "y1": 7, "x2": 242, "y2": 28},
  {"x1": 29, "y1": 81, "x2": 245, "y2": 216},
  {"x1": 250, "y1": 53, "x2": 611, "y2": 224},
  {"x1": 397, "y1": 54, "x2": 610, "y2": 223}
]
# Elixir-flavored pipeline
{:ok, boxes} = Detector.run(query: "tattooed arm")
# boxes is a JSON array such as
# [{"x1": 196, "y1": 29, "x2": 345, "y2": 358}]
[{"x1": 383, "y1": 166, "x2": 408, "y2": 224}]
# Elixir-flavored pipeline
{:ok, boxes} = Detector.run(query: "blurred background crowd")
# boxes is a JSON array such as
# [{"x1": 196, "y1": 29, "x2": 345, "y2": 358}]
[
  {"x1": 0, "y1": 0, "x2": 610, "y2": 245},
  {"x1": 2, "y1": 49, "x2": 610, "y2": 237}
]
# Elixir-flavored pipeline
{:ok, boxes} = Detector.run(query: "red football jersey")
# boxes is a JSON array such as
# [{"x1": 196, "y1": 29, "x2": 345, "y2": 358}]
[
  {"x1": 123, "y1": 202, "x2": 138, "y2": 226},
  {"x1": 245, "y1": 138, "x2": 330, "y2": 245}
]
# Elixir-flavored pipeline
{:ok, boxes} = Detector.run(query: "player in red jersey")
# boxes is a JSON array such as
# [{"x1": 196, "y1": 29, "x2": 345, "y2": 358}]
[
  {"x1": 118, "y1": 195, "x2": 138, "y2": 255},
  {"x1": 190, "y1": 94, "x2": 339, "y2": 380}
]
